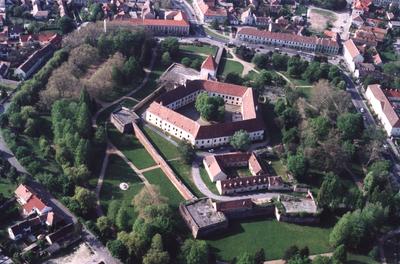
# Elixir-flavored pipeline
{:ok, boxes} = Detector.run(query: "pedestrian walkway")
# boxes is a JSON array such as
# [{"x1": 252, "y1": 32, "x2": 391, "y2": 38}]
[{"x1": 263, "y1": 253, "x2": 332, "y2": 264}]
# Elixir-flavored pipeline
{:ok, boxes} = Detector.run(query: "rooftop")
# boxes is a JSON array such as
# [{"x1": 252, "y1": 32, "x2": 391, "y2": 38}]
[
  {"x1": 279, "y1": 195, "x2": 318, "y2": 214},
  {"x1": 111, "y1": 107, "x2": 139, "y2": 125},
  {"x1": 185, "y1": 198, "x2": 227, "y2": 228}
]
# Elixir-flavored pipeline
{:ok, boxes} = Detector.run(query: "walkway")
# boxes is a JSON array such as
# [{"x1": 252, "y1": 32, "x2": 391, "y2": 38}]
[
  {"x1": 228, "y1": 48, "x2": 259, "y2": 76},
  {"x1": 264, "y1": 253, "x2": 333, "y2": 264}
]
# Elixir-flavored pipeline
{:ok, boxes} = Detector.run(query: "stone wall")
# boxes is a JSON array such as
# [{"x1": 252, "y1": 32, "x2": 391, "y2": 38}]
[{"x1": 132, "y1": 122, "x2": 196, "y2": 201}]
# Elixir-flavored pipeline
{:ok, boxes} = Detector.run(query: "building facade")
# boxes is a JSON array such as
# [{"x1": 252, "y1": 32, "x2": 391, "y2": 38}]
[
  {"x1": 237, "y1": 27, "x2": 339, "y2": 55},
  {"x1": 343, "y1": 39, "x2": 364, "y2": 72}
]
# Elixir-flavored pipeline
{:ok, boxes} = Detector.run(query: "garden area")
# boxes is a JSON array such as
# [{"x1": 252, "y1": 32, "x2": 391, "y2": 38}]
[
  {"x1": 99, "y1": 155, "x2": 144, "y2": 224},
  {"x1": 107, "y1": 124, "x2": 156, "y2": 170},
  {"x1": 207, "y1": 219, "x2": 332, "y2": 261},
  {"x1": 218, "y1": 58, "x2": 244, "y2": 78}
]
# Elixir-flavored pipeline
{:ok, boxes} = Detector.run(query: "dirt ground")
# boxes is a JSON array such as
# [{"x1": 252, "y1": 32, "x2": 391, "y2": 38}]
[
  {"x1": 45, "y1": 242, "x2": 94, "y2": 264},
  {"x1": 307, "y1": 7, "x2": 351, "y2": 39}
]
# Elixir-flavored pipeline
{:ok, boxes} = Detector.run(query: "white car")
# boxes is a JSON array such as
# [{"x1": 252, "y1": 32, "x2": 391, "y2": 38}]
[{"x1": 360, "y1": 107, "x2": 365, "y2": 113}]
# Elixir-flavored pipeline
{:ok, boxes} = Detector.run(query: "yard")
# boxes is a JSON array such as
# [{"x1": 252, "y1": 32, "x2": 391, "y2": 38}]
[
  {"x1": 180, "y1": 44, "x2": 218, "y2": 56},
  {"x1": 143, "y1": 168, "x2": 184, "y2": 207},
  {"x1": 99, "y1": 155, "x2": 144, "y2": 224},
  {"x1": 107, "y1": 124, "x2": 156, "y2": 170},
  {"x1": 0, "y1": 178, "x2": 16, "y2": 198},
  {"x1": 207, "y1": 219, "x2": 332, "y2": 261},
  {"x1": 218, "y1": 58, "x2": 244, "y2": 77}
]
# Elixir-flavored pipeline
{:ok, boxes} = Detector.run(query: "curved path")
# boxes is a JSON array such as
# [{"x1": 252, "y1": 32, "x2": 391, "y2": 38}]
[{"x1": 191, "y1": 160, "x2": 282, "y2": 201}]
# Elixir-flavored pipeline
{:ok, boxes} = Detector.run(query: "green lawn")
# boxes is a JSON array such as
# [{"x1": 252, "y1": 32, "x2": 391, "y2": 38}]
[
  {"x1": 347, "y1": 254, "x2": 379, "y2": 264},
  {"x1": 199, "y1": 165, "x2": 219, "y2": 195},
  {"x1": 204, "y1": 27, "x2": 229, "y2": 41},
  {"x1": 279, "y1": 72, "x2": 311, "y2": 86},
  {"x1": 218, "y1": 58, "x2": 244, "y2": 77},
  {"x1": 107, "y1": 124, "x2": 156, "y2": 170},
  {"x1": 297, "y1": 86, "x2": 313, "y2": 99},
  {"x1": 169, "y1": 159, "x2": 203, "y2": 198},
  {"x1": 0, "y1": 179, "x2": 16, "y2": 198},
  {"x1": 270, "y1": 159, "x2": 287, "y2": 179},
  {"x1": 121, "y1": 99, "x2": 138, "y2": 108},
  {"x1": 207, "y1": 219, "x2": 332, "y2": 261},
  {"x1": 100, "y1": 155, "x2": 144, "y2": 225},
  {"x1": 180, "y1": 44, "x2": 218, "y2": 56},
  {"x1": 143, "y1": 168, "x2": 184, "y2": 207},
  {"x1": 142, "y1": 126, "x2": 180, "y2": 160}
]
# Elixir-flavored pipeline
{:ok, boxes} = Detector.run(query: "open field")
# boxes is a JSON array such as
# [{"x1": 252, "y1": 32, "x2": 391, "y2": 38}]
[
  {"x1": 142, "y1": 126, "x2": 180, "y2": 160},
  {"x1": 218, "y1": 58, "x2": 244, "y2": 77},
  {"x1": 107, "y1": 125, "x2": 156, "y2": 169},
  {"x1": 180, "y1": 44, "x2": 218, "y2": 56},
  {"x1": 308, "y1": 8, "x2": 338, "y2": 32},
  {"x1": 207, "y1": 219, "x2": 332, "y2": 261},
  {"x1": 169, "y1": 159, "x2": 203, "y2": 197},
  {"x1": 99, "y1": 155, "x2": 144, "y2": 224},
  {"x1": 143, "y1": 168, "x2": 184, "y2": 207},
  {"x1": 0, "y1": 178, "x2": 16, "y2": 198}
]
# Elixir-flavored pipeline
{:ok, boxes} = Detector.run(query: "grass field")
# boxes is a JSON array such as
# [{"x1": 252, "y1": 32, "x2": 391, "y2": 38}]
[
  {"x1": 143, "y1": 168, "x2": 184, "y2": 207},
  {"x1": 218, "y1": 58, "x2": 244, "y2": 77},
  {"x1": 100, "y1": 155, "x2": 144, "y2": 225},
  {"x1": 180, "y1": 45, "x2": 218, "y2": 56},
  {"x1": 199, "y1": 165, "x2": 219, "y2": 195},
  {"x1": 107, "y1": 125, "x2": 156, "y2": 170},
  {"x1": 279, "y1": 71, "x2": 311, "y2": 86},
  {"x1": 204, "y1": 28, "x2": 229, "y2": 40},
  {"x1": 169, "y1": 159, "x2": 203, "y2": 198},
  {"x1": 121, "y1": 99, "x2": 138, "y2": 108},
  {"x1": 207, "y1": 219, "x2": 332, "y2": 261},
  {"x1": 270, "y1": 160, "x2": 287, "y2": 179},
  {"x1": 142, "y1": 126, "x2": 180, "y2": 160},
  {"x1": 0, "y1": 179, "x2": 16, "y2": 198},
  {"x1": 297, "y1": 86, "x2": 313, "y2": 99}
]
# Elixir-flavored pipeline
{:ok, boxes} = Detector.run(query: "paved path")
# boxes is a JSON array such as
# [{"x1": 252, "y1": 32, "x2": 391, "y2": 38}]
[{"x1": 139, "y1": 164, "x2": 161, "y2": 173}]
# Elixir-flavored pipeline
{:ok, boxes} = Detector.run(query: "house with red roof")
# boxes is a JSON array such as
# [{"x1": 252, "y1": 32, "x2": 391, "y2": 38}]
[
  {"x1": 366, "y1": 84, "x2": 400, "y2": 137},
  {"x1": 15, "y1": 184, "x2": 52, "y2": 216},
  {"x1": 343, "y1": 39, "x2": 364, "y2": 72},
  {"x1": 200, "y1": 55, "x2": 217, "y2": 79},
  {"x1": 194, "y1": 0, "x2": 227, "y2": 23}
]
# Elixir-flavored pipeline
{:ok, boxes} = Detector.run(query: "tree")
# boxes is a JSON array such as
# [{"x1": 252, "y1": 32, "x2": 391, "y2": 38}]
[
  {"x1": 58, "y1": 16, "x2": 75, "y2": 34},
  {"x1": 309, "y1": 116, "x2": 330, "y2": 140},
  {"x1": 211, "y1": 19, "x2": 220, "y2": 30},
  {"x1": 96, "y1": 216, "x2": 112, "y2": 238},
  {"x1": 284, "y1": 245, "x2": 299, "y2": 261},
  {"x1": 73, "y1": 187, "x2": 96, "y2": 215},
  {"x1": 254, "y1": 70, "x2": 273, "y2": 93},
  {"x1": 107, "y1": 200, "x2": 120, "y2": 223},
  {"x1": 76, "y1": 103, "x2": 92, "y2": 138},
  {"x1": 287, "y1": 255, "x2": 311, "y2": 264},
  {"x1": 337, "y1": 113, "x2": 363, "y2": 140},
  {"x1": 317, "y1": 172, "x2": 344, "y2": 208},
  {"x1": 107, "y1": 239, "x2": 128, "y2": 260},
  {"x1": 178, "y1": 140, "x2": 196, "y2": 164},
  {"x1": 287, "y1": 56, "x2": 308, "y2": 77},
  {"x1": 132, "y1": 185, "x2": 168, "y2": 215},
  {"x1": 254, "y1": 248, "x2": 265, "y2": 264},
  {"x1": 225, "y1": 72, "x2": 243, "y2": 85},
  {"x1": 123, "y1": 57, "x2": 141, "y2": 83},
  {"x1": 332, "y1": 244, "x2": 346, "y2": 263},
  {"x1": 281, "y1": 107, "x2": 299, "y2": 129},
  {"x1": 252, "y1": 53, "x2": 270, "y2": 69},
  {"x1": 181, "y1": 57, "x2": 192, "y2": 67},
  {"x1": 116, "y1": 206, "x2": 130, "y2": 231},
  {"x1": 161, "y1": 52, "x2": 172, "y2": 66},
  {"x1": 142, "y1": 234, "x2": 170, "y2": 264},
  {"x1": 230, "y1": 130, "x2": 251, "y2": 151},
  {"x1": 195, "y1": 92, "x2": 225, "y2": 121},
  {"x1": 180, "y1": 239, "x2": 209, "y2": 264},
  {"x1": 237, "y1": 252, "x2": 255, "y2": 264},
  {"x1": 271, "y1": 53, "x2": 289, "y2": 71},
  {"x1": 161, "y1": 37, "x2": 179, "y2": 58},
  {"x1": 287, "y1": 153, "x2": 307, "y2": 180},
  {"x1": 312, "y1": 256, "x2": 332, "y2": 264}
]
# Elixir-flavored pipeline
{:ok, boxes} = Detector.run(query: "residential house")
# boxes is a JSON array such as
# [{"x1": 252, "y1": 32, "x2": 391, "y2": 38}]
[
  {"x1": 366, "y1": 84, "x2": 400, "y2": 137},
  {"x1": 343, "y1": 39, "x2": 364, "y2": 72}
]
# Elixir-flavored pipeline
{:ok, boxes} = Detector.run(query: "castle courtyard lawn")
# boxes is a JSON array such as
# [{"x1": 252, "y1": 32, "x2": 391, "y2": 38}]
[
  {"x1": 143, "y1": 168, "x2": 184, "y2": 208},
  {"x1": 207, "y1": 219, "x2": 332, "y2": 261},
  {"x1": 142, "y1": 126, "x2": 180, "y2": 160},
  {"x1": 100, "y1": 155, "x2": 144, "y2": 224},
  {"x1": 107, "y1": 125, "x2": 156, "y2": 170},
  {"x1": 180, "y1": 44, "x2": 218, "y2": 56},
  {"x1": 218, "y1": 58, "x2": 244, "y2": 77}
]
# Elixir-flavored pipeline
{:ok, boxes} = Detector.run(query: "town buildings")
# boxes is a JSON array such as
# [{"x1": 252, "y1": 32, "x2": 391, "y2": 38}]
[
  {"x1": 343, "y1": 39, "x2": 364, "y2": 72},
  {"x1": 366, "y1": 84, "x2": 400, "y2": 137},
  {"x1": 236, "y1": 27, "x2": 339, "y2": 55},
  {"x1": 144, "y1": 79, "x2": 265, "y2": 149},
  {"x1": 194, "y1": 0, "x2": 227, "y2": 23},
  {"x1": 112, "y1": 11, "x2": 190, "y2": 36}
]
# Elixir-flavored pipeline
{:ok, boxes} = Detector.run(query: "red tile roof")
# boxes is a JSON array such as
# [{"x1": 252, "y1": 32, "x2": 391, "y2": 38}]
[
  {"x1": 344, "y1": 39, "x2": 361, "y2": 59},
  {"x1": 201, "y1": 55, "x2": 216, "y2": 71},
  {"x1": 237, "y1": 27, "x2": 339, "y2": 48},
  {"x1": 368, "y1": 84, "x2": 400, "y2": 127},
  {"x1": 23, "y1": 196, "x2": 48, "y2": 214},
  {"x1": 15, "y1": 184, "x2": 33, "y2": 203}
]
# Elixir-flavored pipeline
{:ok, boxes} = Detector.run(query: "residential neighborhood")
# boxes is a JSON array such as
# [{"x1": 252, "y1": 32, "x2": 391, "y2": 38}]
[{"x1": 0, "y1": 0, "x2": 399, "y2": 263}]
